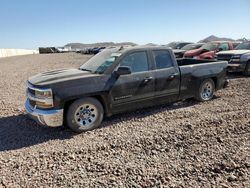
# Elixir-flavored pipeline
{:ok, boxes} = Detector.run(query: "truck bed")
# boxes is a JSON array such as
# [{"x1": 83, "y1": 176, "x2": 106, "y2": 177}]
[
  {"x1": 177, "y1": 58, "x2": 216, "y2": 66},
  {"x1": 177, "y1": 59, "x2": 228, "y2": 99}
]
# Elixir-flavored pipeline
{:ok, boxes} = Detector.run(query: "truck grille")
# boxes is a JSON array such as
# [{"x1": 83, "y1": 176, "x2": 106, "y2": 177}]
[
  {"x1": 27, "y1": 87, "x2": 35, "y2": 95},
  {"x1": 217, "y1": 54, "x2": 233, "y2": 61}
]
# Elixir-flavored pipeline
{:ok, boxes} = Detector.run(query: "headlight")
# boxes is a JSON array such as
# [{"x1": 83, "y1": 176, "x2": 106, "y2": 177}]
[
  {"x1": 27, "y1": 85, "x2": 54, "y2": 109},
  {"x1": 35, "y1": 89, "x2": 53, "y2": 109},
  {"x1": 35, "y1": 89, "x2": 53, "y2": 98}
]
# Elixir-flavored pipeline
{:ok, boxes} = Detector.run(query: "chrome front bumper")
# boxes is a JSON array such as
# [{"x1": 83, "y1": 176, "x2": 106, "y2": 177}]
[
  {"x1": 227, "y1": 62, "x2": 247, "y2": 72},
  {"x1": 25, "y1": 100, "x2": 64, "y2": 127}
]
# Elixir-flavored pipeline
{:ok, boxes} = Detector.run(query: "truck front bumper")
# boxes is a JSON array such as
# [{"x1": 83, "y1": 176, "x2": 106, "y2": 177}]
[
  {"x1": 227, "y1": 62, "x2": 247, "y2": 72},
  {"x1": 25, "y1": 100, "x2": 64, "y2": 127}
]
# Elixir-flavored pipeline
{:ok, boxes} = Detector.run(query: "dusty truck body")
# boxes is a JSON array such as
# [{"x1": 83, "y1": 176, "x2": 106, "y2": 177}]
[{"x1": 25, "y1": 46, "x2": 228, "y2": 133}]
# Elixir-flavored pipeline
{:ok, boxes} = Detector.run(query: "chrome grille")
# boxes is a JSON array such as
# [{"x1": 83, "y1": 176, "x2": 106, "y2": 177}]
[{"x1": 217, "y1": 54, "x2": 233, "y2": 61}]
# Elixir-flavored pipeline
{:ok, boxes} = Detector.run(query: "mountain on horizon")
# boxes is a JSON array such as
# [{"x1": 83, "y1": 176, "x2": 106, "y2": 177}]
[
  {"x1": 199, "y1": 35, "x2": 236, "y2": 43},
  {"x1": 65, "y1": 42, "x2": 137, "y2": 49},
  {"x1": 65, "y1": 36, "x2": 249, "y2": 49}
]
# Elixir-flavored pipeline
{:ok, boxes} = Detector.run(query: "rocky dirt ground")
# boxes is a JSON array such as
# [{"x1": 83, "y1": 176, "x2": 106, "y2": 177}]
[{"x1": 0, "y1": 53, "x2": 249, "y2": 187}]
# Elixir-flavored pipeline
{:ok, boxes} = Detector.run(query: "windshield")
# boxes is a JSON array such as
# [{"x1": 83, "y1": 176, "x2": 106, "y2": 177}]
[
  {"x1": 235, "y1": 42, "x2": 250, "y2": 50},
  {"x1": 181, "y1": 44, "x2": 203, "y2": 50},
  {"x1": 80, "y1": 49, "x2": 121, "y2": 74},
  {"x1": 201, "y1": 43, "x2": 219, "y2": 51}
]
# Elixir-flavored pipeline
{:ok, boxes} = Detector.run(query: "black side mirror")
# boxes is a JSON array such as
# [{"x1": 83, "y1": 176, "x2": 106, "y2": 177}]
[{"x1": 115, "y1": 66, "x2": 131, "y2": 76}]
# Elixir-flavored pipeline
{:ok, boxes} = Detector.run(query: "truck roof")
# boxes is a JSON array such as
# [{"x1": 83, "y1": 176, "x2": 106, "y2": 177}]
[{"x1": 118, "y1": 45, "x2": 172, "y2": 53}]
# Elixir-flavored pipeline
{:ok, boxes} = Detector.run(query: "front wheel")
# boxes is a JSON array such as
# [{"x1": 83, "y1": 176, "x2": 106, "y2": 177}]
[
  {"x1": 66, "y1": 97, "x2": 104, "y2": 133},
  {"x1": 195, "y1": 78, "x2": 215, "y2": 102}
]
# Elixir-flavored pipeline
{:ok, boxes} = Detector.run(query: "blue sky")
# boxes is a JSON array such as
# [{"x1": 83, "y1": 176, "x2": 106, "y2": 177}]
[{"x1": 0, "y1": 0, "x2": 249, "y2": 49}]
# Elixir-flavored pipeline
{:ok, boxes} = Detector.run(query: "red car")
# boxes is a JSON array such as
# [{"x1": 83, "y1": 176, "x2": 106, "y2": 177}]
[{"x1": 183, "y1": 41, "x2": 234, "y2": 59}]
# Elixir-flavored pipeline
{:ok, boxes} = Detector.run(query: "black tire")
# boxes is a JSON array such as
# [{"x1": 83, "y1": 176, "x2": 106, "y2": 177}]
[
  {"x1": 243, "y1": 61, "x2": 250, "y2": 77},
  {"x1": 66, "y1": 97, "x2": 104, "y2": 133},
  {"x1": 195, "y1": 78, "x2": 215, "y2": 102}
]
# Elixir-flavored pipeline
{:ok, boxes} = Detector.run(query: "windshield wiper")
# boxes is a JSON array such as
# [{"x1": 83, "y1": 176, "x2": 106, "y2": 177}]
[{"x1": 80, "y1": 68, "x2": 93, "y2": 73}]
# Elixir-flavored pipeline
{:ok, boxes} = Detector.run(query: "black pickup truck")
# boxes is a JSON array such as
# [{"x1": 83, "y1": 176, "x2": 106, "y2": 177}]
[{"x1": 25, "y1": 46, "x2": 228, "y2": 133}]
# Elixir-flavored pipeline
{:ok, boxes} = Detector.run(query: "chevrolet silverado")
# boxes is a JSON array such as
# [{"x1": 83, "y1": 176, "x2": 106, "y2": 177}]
[{"x1": 25, "y1": 46, "x2": 228, "y2": 133}]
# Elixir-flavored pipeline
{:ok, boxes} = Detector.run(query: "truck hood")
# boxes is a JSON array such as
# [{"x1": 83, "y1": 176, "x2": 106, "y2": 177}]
[
  {"x1": 217, "y1": 50, "x2": 250, "y2": 55},
  {"x1": 28, "y1": 68, "x2": 96, "y2": 86}
]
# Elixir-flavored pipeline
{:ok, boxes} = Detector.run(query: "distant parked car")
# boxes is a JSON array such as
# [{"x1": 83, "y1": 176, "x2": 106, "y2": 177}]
[
  {"x1": 79, "y1": 48, "x2": 92, "y2": 54},
  {"x1": 184, "y1": 41, "x2": 234, "y2": 60},
  {"x1": 39, "y1": 47, "x2": 59, "y2": 54},
  {"x1": 217, "y1": 40, "x2": 250, "y2": 76},
  {"x1": 92, "y1": 47, "x2": 106, "y2": 54},
  {"x1": 76, "y1": 49, "x2": 82, "y2": 53},
  {"x1": 78, "y1": 47, "x2": 106, "y2": 55},
  {"x1": 173, "y1": 43, "x2": 204, "y2": 58},
  {"x1": 88, "y1": 47, "x2": 98, "y2": 54},
  {"x1": 57, "y1": 47, "x2": 70, "y2": 53},
  {"x1": 165, "y1": 42, "x2": 193, "y2": 49}
]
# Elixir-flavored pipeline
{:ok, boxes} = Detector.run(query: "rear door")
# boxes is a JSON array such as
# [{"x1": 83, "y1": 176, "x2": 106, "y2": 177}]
[
  {"x1": 110, "y1": 50, "x2": 155, "y2": 107},
  {"x1": 151, "y1": 50, "x2": 180, "y2": 102}
]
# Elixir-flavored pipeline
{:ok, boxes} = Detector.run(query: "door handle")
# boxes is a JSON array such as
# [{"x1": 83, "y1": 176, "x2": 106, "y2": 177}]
[
  {"x1": 143, "y1": 76, "x2": 153, "y2": 84},
  {"x1": 167, "y1": 73, "x2": 178, "y2": 81}
]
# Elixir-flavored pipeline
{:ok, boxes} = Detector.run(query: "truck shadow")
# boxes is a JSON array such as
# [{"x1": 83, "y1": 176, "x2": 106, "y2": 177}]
[
  {"x1": 0, "y1": 115, "x2": 74, "y2": 152},
  {"x1": 0, "y1": 99, "x2": 202, "y2": 152},
  {"x1": 102, "y1": 99, "x2": 200, "y2": 128}
]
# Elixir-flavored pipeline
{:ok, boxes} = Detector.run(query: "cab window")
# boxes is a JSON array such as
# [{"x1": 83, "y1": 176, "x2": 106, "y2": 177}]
[
  {"x1": 120, "y1": 51, "x2": 149, "y2": 73},
  {"x1": 153, "y1": 50, "x2": 173, "y2": 69}
]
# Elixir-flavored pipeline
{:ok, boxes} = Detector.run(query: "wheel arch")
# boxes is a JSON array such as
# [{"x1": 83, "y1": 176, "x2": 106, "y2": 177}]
[
  {"x1": 211, "y1": 77, "x2": 217, "y2": 90},
  {"x1": 63, "y1": 94, "x2": 110, "y2": 120}
]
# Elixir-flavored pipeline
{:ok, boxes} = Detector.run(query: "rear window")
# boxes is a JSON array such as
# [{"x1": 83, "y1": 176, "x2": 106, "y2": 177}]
[{"x1": 152, "y1": 50, "x2": 173, "y2": 69}]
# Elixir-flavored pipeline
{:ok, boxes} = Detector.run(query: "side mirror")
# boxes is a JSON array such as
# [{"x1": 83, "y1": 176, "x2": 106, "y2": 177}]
[{"x1": 115, "y1": 66, "x2": 131, "y2": 76}]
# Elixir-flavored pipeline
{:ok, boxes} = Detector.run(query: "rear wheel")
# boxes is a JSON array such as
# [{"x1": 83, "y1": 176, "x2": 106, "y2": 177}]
[
  {"x1": 243, "y1": 61, "x2": 250, "y2": 77},
  {"x1": 195, "y1": 78, "x2": 215, "y2": 102},
  {"x1": 66, "y1": 97, "x2": 104, "y2": 133}
]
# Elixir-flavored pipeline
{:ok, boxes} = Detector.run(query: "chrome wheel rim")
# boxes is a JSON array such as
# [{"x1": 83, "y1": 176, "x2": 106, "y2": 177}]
[
  {"x1": 74, "y1": 104, "x2": 98, "y2": 127},
  {"x1": 201, "y1": 81, "x2": 213, "y2": 100}
]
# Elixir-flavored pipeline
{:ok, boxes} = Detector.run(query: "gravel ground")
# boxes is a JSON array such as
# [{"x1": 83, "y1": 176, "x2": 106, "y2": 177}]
[{"x1": 0, "y1": 53, "x2": 249, "y2": 187}]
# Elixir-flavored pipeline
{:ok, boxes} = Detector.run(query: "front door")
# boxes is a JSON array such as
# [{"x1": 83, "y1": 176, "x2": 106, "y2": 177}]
[{"x1": 110, "y1": 51, "x2": 155, "y2": 111}]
